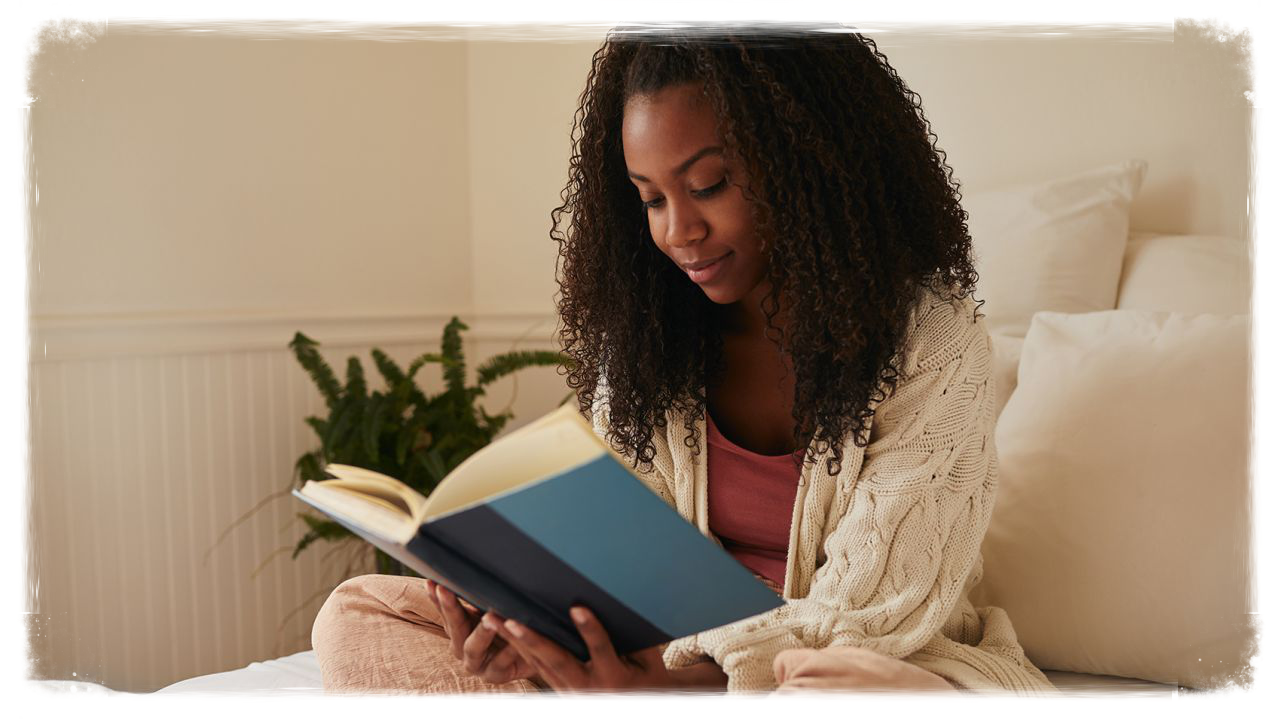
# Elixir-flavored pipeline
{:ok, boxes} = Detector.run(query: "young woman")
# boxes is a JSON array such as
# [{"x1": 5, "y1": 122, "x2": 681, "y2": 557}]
[{"x1": 311, "y1": 26, "x2": 1056, "y2": 695}]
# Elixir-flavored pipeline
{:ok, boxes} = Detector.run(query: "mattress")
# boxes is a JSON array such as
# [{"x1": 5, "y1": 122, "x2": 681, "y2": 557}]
[
  {"x1": 151, "y1": 651, "x2": 1178, "y2": 696},
  {"x1": 156, "y1": 650, "x2": 325, "y2": 695}
]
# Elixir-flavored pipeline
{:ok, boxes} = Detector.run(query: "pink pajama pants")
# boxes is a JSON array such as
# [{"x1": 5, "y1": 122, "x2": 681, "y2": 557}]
[{"x1": 310, "y1": 573, "x2": 961, "y2": 694}]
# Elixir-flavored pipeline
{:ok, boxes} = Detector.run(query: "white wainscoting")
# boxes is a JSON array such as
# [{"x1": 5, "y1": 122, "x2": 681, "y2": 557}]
[{"x1": 26, "y1": 310, "x2": 563, "y2": 692}]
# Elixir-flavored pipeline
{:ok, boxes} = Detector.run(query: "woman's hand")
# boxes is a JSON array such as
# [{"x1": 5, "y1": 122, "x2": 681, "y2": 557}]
[
  {"x1": 487, "y1": 605, "x2": 683, "y2": 693},
  {"x1": 424, "y1": 579, "x2": 541, "y2": 686}
]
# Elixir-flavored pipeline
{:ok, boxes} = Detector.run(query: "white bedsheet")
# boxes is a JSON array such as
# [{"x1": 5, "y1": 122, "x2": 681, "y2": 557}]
[
  {"x1": 151, "y1": 650, "x2": 1178, "y2": 697},
  {"x1": 157, "y1": 650, "x2": 324, "y2": 695}
]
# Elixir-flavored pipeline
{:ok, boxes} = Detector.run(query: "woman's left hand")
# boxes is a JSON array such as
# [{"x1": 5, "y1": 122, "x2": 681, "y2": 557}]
[{"x1": 484, "y1": 606, "x2": 673, "y2": 693}]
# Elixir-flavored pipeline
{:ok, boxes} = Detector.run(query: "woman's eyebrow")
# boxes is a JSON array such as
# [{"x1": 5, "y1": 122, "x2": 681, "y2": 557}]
[{"x1": 627, "y1": 146, "x2": 724, "y2": 183}]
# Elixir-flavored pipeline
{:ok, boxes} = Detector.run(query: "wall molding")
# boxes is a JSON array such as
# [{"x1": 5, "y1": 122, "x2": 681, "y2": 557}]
[{"x1": 29, "y1": 309, "x2": 560, "y2": 362}]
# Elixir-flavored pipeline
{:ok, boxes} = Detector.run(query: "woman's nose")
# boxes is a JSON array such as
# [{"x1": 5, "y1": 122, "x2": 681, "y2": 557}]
[{"x1": 663, "y1": 198, "x2": 707, "y2": 249}]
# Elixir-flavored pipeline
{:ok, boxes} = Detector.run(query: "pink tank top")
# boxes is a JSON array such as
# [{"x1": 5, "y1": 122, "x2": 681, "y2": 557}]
[{"x1": 706, "y1": 411, "x2": 803, "y2": 589}]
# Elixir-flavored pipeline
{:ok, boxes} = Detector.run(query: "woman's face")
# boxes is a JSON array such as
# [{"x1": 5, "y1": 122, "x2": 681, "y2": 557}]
[{"x1": 622, "y1": 83, "x2": 768, "y2": 307}]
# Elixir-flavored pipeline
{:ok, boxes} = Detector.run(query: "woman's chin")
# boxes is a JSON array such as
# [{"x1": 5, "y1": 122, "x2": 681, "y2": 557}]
[{"x1": 699, "y1": 286, "x2": 743, "y2": 305}]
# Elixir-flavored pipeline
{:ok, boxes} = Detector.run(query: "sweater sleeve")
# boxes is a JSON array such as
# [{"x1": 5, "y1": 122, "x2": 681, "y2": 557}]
[{"x1": 672, "y1": 296, "x2": 1000, "y2": 692}]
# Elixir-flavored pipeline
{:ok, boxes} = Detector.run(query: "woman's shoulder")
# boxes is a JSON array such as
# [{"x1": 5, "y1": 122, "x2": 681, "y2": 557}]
[
  {"x1": 899, "y1": 282, "x2": 991, "y2": 372},
  {"x1": 864, "y1": 283, "x2": 994, "y2": 447}
]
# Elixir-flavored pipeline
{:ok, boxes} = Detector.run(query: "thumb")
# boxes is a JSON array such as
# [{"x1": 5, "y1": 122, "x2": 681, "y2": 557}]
[
  {"x1": 773, "y1": 648, "x2": 813, "y2": 685},
  {"x1": 632, "y1": 645, "x2": 666, "y2": 672}
]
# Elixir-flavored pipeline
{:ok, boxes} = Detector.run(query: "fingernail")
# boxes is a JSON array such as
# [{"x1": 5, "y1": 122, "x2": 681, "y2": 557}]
[
  {"x1": 570, "y1": 607, "x2": 589, "y2": 624},
  {"x1": 505, "y1": 620, "x2": 524, "y2": 637},
  {"x1": 482, "y1": 615, "x2": 499, "y2": 631}
]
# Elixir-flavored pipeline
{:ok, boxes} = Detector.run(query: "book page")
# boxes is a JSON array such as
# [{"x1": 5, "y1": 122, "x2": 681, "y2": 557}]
[
  {"x1": 420, "y1": 403, "x2": 619, "y2": 520},
  {"x1": 299, "y1": 480, "x2": 418, "y2": 543},
  {"x1": 324, "y1": 464, "x2": 427, "y2": 517}
]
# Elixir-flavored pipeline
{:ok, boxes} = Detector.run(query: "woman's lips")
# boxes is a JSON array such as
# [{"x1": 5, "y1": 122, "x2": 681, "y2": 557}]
[{"x1": 684, "y1": 252, "x2": 731, "y2": 284}]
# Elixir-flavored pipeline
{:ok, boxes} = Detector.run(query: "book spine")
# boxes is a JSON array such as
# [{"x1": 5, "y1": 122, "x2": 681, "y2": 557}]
[{"x1": 408, "y1": 528, "x2": 592, "y2": 662}]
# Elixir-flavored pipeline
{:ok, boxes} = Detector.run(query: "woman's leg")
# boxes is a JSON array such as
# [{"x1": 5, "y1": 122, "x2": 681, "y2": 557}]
[
  {"x1": 311, "y1": 574, "x2": 544, "y2": 694},
  {"x1": 772, "y1": 646, "x2": 958, "y2": 693},
  {"x1": 771, "y1": 606, "x2": 1057, "y2": 695}
]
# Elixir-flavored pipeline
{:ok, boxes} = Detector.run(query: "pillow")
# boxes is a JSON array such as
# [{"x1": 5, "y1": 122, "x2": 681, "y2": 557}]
[
  {"x1": 988, "y1": 332, "x2": 1023, "y2": 419},
  {"x1": 1117, "y1": 232, "x2": 1251, "y2": 315},
  {"x1": 970, "y1": 310, "x2": 1253, "y2": 689},
  {"x1": 965, "y1": 160, "x2": 1148, "y2": 338}
]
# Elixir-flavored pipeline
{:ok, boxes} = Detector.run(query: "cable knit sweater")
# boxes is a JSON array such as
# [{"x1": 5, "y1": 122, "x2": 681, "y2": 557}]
[{"x1": 589, "y1": 289, "x2": 1057, "y2": 694}]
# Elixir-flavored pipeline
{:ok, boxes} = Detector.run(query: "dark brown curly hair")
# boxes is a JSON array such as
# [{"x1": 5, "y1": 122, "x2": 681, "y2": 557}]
[{"x1": 552, "y1": 24, "x2": 979, "y2": 476}]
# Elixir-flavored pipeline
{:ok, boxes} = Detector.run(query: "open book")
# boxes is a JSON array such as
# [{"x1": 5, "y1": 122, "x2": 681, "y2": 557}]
[{"x1": 293, "y1": 402, "x2": 784, "y2": 661}]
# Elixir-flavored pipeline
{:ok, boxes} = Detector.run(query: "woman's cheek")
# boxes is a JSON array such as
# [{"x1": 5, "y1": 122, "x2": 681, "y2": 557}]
[{"x1": 649, "y1": 221, "x2": 670, "y2": 257}]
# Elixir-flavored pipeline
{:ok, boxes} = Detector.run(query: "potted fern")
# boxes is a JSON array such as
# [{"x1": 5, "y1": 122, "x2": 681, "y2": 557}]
[{"x1": 289, "y1": 316, "x2": 568, "y2": 576}]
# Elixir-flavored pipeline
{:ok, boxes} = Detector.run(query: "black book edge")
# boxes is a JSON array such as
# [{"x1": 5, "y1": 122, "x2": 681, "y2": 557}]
[
  {"x1": 407, "y1": 527, "x2": 595, "y2": 662},
  {"x1": 291, "y1": 487, "x2": 595, "y2": 661}
]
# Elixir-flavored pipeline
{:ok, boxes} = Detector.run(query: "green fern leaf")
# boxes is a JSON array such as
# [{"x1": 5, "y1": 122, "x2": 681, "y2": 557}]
[
  {"x1": 289, "y1": 332, "x2": 343, "y2": 408},
  {"x1": 304, "y1": 416, "x2": 328, "y2": 443},
  {"x1": 475, "y1": 350, "x2": 567, "y2": 386},
  {"x1": 422, "y1": 447, "x2": 447, "y2": 485},
  {"x1": 362, "y1": 394, "x2": 388, "y2": 464},
  {"x1": 293, "y1": 451, "x2": 325, "y2": 489},
  {"x1": 345, "y1": 357, "x2": 367, "y2": 401},
  {"x1": 395, "y1": 413, "x2": 428, "y2": 466},
  {"x1": 371, "y1": 348, "x2": 406, "y2": 390},
  {"x1": 479, "y1": 406, "x2": 513, "y2": 437},
  {"x1": 326, "y1": 397, "x2": 358, "y2": 453},
  {"x1": 441, "y1": 317, "x2": 468, "y2": 397},
  {"x1": 291, "y1": 513, "x2": 351, "y2": 558},
  {"x1": 407, "y1": 352, "x2": 445, "y2": 380}
]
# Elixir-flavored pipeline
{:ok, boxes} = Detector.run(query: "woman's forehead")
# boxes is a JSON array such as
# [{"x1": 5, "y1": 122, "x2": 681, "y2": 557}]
[{"x1": 621, "y1": 85, "x2": 724, "y2": 171}]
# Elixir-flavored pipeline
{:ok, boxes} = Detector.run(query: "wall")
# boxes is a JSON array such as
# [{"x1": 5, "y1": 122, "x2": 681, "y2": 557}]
[
  {"x1": 461, "y1": 37, "x2": 601, "y2": 426},
  {"x1": 25, "y1": 21, "x2": 1249, "y2": 691},
  {"x1": 875, "y1": 22, "x2": 1251, "y2": 239},
  {"x1": 28, "y1": 27, "x2": 475, "y2": 319},
  {"x1": 26, "y1": 25, "x2": 498, "y2": 692}
]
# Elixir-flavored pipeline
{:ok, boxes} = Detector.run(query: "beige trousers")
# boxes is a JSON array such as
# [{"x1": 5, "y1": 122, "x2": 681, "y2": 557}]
[{"x1": 311, "y1": 573, "x2": 962, "y2": 695}]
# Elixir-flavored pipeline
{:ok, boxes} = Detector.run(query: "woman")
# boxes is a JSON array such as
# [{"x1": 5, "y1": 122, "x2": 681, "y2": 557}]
[{"x1": 311, "y1": 25, "x2": 1056, "y2": 695}]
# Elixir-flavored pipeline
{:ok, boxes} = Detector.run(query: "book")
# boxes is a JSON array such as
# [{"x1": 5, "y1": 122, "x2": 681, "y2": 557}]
[{"x1": 293, "y1": 402, "x2": 785, "y2": 662}]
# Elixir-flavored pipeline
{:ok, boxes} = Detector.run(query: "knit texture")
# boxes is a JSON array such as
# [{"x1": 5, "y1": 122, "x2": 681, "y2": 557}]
[{"x1": 590, "y1": 288, "x2": 1057, "y2": 694}]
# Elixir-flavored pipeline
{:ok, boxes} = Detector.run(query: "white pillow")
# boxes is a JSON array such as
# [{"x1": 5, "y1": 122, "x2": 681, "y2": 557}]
[
  {"x1": 1117, "y1": 232, "x2": 1251, "y2": 315},
  {"x1": 989, "y1": 332, "x2": 1023, "y2": 419},
  {"x1": 966, "y1": 160, "x2": 1148, "y2": 338},
  {"x1": 971, "y1": 310, "x2": 1252, "y2": 689}
]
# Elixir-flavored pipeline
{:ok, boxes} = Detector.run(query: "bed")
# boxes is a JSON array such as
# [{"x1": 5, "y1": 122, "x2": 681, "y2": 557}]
[{"x1": 151, "y1": 650, "x2": 1180, "y2": 697}]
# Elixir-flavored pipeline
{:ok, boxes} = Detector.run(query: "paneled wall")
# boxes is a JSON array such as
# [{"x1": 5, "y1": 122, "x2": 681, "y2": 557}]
[{"x1": 26, "y1": 313, "x2": 565, "y2": 691}]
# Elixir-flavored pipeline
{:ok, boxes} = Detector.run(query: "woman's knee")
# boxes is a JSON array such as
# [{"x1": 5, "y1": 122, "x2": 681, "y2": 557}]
[
  {"x1": 773, "y1": 646, "x2": 956, "y2": 693},
  {"x1": 312, "y1": 574, "x2": 432, "y2": 654},
  {"x1": 313, "y1": 575, "x2": 371, "y2": 655}
]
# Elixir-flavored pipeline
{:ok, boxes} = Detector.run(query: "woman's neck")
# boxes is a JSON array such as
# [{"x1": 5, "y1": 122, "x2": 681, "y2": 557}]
[{"x1": 719, "y1": 281, "x2": 787, "y2": 340}]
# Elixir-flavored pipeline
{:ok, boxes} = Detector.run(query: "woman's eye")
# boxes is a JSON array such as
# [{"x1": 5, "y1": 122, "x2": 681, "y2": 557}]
[
  {"x1": 692, "y1": 177, "x2": 728, "y2": 198},
  {"x1": 640, "y1": 177, "x2": 725, "y2": 210}
]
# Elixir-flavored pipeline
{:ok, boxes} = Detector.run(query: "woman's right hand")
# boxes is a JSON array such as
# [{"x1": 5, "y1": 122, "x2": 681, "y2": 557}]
[{"x1": 424, "y1": 579, "x2": 541, "y2": 686}]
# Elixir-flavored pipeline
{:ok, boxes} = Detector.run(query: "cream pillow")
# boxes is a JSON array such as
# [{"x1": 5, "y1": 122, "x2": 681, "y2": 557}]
[
  {"x1": 971, "y1": 310, "x2": 1253, "y2": 689},
  {"x1": 966, "y1": 160, "x2": 1148, "y2": 338},
  {"x1": 989, "y1": 332, "x2": 1023, "y2": 419},
  {"x1": 1117, "y1": 232, "x2": 1252, "y2": 315}
]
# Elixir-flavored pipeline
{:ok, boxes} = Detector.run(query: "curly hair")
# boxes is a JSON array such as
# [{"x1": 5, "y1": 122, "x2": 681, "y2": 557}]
[{"x1": 552, "y1": 25, "x2": 979, "y2": 476}]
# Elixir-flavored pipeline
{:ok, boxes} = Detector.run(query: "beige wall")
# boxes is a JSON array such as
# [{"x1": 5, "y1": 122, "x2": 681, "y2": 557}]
[
  {"x1": 28, "y1": 22, "x2": 1251, "y2": 327},
  {"x1": 465, "y1": 39, "x2": 600, "y2": 317},
  {"x1": 877, "y1": 22, "x2": 1251, "y2": 239},
  {"x1": 30, "y1": 30, "x2": 476, "y2": 320},
  {"x1": 26, "y1": 22, "x2": 1248, "y2": 691}
]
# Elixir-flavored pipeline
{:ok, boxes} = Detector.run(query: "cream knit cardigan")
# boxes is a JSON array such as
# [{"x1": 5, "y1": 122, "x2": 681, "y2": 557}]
[{"x1": 589, "y1": 289, "x2": 1057, "y2": 694}]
